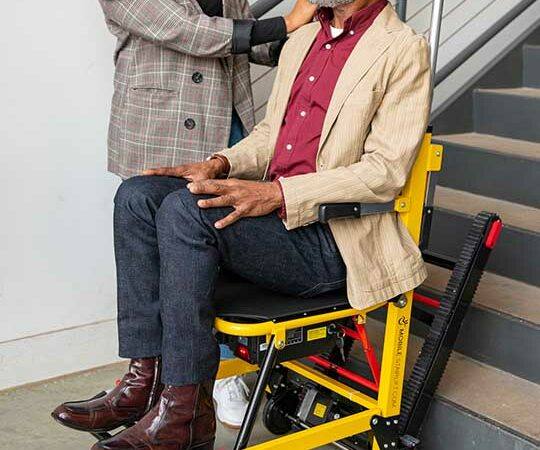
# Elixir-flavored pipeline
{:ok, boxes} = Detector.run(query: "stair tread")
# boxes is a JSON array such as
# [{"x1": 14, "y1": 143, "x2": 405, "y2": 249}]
[
  {"x1": 437, "y1": 353, "x2": 540, "y2": 442},
  {"x1": 424, "y1": 264, "x2": 540, "y2": 325},
  {"x1": 365, "y1": 323, "x2": 540, "y2": 443},
  {"x1": 435, "y1": 132, "x2": 540, "y2": 161},
  {"x1": 434, "y1": 186, "x2": 540, "y2": 233},
  {"x1": 476, "y1": 87, "x2": 540, "y2": 98}
]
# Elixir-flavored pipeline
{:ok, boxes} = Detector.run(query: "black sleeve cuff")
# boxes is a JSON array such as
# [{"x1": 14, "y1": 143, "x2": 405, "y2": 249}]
[
  {"x1": 251, "y1": 17, "x2": 287, "y2": 47},
  {"x1": 232, "y1": 19, "x2": 255, "y2": 54},
  {"x1": 268, "y1": 37, "x2": 288, "y2": 66}
]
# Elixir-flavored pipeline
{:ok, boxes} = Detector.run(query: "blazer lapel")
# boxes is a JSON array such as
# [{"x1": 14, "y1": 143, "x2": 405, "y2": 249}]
[{"x1": 319, "y1": 6, "x2": 398, "y2": 149}]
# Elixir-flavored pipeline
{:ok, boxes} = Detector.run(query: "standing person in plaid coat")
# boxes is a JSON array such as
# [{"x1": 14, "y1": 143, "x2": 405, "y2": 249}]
[
  {"x1": 99, "y1": 0, "x2": 317, "y2": 179},
  {"x1": 50, "y1": 0, "x2": 316, "y2": 439}
]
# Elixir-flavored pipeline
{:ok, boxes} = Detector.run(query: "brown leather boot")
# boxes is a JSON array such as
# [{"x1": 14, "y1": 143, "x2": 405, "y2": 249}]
[
  {"x1": 91, "y1": 382, "x2": 216, "y2": 450},
  {"x1": 51, "y1": 357, "x2": 162, "y2": 432}
]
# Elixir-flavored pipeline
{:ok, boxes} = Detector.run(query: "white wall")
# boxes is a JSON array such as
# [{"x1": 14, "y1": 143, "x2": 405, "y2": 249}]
[{"x1": 0, "y1": 1, "x2": 121, "y2": 389}]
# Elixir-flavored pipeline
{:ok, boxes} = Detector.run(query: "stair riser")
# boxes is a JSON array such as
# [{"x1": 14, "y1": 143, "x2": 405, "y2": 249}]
[
  {"x1": 421, "y1": 400, "x2": 539, "y2": 450},
  {"x1": 412, "y1": 290, "x2": 540, "y2": 384},
  {"x1": 434, "y1": 141, "x2": 540, "y2": 208},
  {"x1": 456, "y1": 306, "x2": 540, "y2": 384},
  {"x1": 523, "y1": 45, "x2": 540, "y2": 88},
  {"x1": 430, "y1": 209, "x2": 540, "y2": 287},
  {"x1": 473, "y1": 91, "x2": 540, "y2": 142}
]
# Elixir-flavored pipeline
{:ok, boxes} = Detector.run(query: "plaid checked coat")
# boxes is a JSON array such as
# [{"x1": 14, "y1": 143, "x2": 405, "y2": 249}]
[{"x1": 98, "y1": 0, "x2": 276, "y2": 179}]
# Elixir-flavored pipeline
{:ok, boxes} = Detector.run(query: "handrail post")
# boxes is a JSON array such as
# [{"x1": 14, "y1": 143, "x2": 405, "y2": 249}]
[
  {"x1": 429, "y1": 0, "x2": 445, "y2": 88},
  {"x1": 396, "y1": 0, "x2": 407, "y2": 22}
]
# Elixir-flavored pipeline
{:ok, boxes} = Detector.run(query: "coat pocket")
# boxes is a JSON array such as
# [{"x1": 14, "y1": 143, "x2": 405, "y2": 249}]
[{"x1": 122, "y1": 88, "x2": 187, "y2": 167}]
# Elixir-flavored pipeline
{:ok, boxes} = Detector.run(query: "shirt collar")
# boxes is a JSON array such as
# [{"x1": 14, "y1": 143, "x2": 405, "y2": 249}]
[{"x1": 318, "y1": 0, "x2": 388, "y2": 39}]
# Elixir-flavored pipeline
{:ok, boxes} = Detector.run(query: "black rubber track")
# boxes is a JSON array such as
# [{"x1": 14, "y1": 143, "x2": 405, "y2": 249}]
[{"x1": 398, "y1": 212, "x2": 497, "y2": 436}]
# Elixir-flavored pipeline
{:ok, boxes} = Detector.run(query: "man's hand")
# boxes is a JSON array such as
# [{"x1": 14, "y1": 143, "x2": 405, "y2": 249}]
[
  {"x1": 284, "y1": 0, "x2": 318, "y2": 33},
  {"x1": 188, "y1": 179, "x2": 283, "y2": 229},
  {"x1": 143, "y1": 158, "x2": 226, "y2": 182}
]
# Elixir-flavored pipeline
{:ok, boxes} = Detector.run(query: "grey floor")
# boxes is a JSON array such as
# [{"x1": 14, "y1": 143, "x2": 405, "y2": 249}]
[{"x1": 0, "y1": 362, "x2": 324, "y2": 450}]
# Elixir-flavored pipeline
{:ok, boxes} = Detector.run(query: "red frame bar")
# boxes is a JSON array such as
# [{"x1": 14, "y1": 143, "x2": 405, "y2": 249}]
[
  {"x1": 308, "y1": 355, "x2": 379, "y2": 392},
  {"x1": 413, "y1": 292, "x2": 440, "y2": 308}
]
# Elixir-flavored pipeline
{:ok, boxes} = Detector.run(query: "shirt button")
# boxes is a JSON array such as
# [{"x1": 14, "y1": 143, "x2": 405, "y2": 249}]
[
  {"x1": 286, "y1": 144, "x2": 292, "y2": 151},
  {"x1": 300, "y1": 111, "x2": 307, "y2": 117},
  {"x1": 349, "y1": 30, "x2": 355, "y2": 36},
  {"x1": 308, "y1": 76, "x2": 315, "y2": 82},
  {"x1": 184, "y1": 118, "x2": 196, "y2": 130},
  {"x1": 325, "y1": 44, "x2": 332, "y2": 50},
  {"x1": 192, "y1": 72, "x2": 203, "y2": 83}
]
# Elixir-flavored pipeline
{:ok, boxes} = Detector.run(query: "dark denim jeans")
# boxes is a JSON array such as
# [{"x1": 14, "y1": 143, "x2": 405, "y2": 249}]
[{"x1": 114, "y1": 176, "x2": 346, "y2": 385}]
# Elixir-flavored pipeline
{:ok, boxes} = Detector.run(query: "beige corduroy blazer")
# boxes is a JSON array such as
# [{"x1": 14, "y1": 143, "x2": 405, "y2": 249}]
[{"x1": 219, "y1": 4, "x2": 432, "y2": 309}]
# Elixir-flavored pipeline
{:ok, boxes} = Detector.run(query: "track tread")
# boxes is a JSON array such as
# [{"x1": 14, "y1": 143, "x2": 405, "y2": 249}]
[{"x1": 399, "y1": 212, "x2": 494, "y2": 433}]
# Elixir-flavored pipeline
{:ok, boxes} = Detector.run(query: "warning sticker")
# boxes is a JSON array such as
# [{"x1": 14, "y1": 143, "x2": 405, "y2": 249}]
[
  {"x1": 313, "y1": 403, "x2": 327, "y2": 418},
  {"x1": 307, "y1": 326, "x2": 327, "y2": 341}
]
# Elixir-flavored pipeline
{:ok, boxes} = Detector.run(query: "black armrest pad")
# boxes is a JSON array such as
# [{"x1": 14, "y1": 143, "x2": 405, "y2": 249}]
[{"x1": 319, "y1": 203, "x2": 362, "y2": 224}]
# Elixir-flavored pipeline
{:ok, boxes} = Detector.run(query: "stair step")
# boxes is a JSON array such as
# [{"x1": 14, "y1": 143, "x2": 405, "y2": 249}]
[
  {"x1": 523, "y1": 45, "x2": 540, "y2": 88},
  {"x1": 426, "y1": 264, "x2": 540, "y2": 325},
  {"x1": 421, "y1": 265, "x2": 540, "y2": 382},
  {"x1": 473, "y1": 88, "x2": 540, "y2": 142},
  {"x1": 434, "y1": 186, "x2": 540, "y2": 232},
  {"x1": 364, "y1": 322, "x2": 540, "y2": 449},
  {"x1": 430, "y1": 187, "x2": 540, "y2": 286},
  {"x1": 422, "y1": 354, "x2": 540, "y2": 450},
  {"x1": 434, "y1": 133, "x2": 540, "y2": 208}
]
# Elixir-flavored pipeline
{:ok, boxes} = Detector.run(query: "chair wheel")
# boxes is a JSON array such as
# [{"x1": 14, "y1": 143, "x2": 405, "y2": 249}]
[{"x1": 263, "y1": 391, "x2": 298, "y2": 435}]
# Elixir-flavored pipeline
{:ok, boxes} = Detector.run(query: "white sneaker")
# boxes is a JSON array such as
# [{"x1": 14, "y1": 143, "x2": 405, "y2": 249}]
[{"x1": 213, "y1": 376, "x2": 250, "y2": 429}]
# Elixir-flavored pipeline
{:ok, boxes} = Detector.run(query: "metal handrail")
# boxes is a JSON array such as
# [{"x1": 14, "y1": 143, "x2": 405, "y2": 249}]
[
  {"x1": 252, "y1": 0, "x2": 537, "y2": 89},
  {"x1": 396, "y1": 0, "x2": 407, "y2": 21},
  {"x1": 434, "y1": 0, "x2": 538, "y2": 86},
  {"x1": 428, "y1": 0, "x2": 444, "y2": 89}
]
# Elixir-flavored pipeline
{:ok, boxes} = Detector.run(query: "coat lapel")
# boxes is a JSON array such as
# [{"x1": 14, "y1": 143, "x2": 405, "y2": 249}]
[{"x1": 319, "y1": 5, "x2": 399, "y2": 149}]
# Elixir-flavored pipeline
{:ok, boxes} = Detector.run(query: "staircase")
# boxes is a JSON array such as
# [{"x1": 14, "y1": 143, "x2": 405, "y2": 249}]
[{"x1": 420, "y1": 36, "x2": 540, "y2": 450}]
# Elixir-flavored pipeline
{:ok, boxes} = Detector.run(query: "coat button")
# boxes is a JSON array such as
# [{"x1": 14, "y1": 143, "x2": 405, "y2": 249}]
[
  {"x1": 192, "y1": 72, "x2": 203, "y2": 84},
  {"x1": 184, "y1": 118, "x2": 196, "y2": 130}
]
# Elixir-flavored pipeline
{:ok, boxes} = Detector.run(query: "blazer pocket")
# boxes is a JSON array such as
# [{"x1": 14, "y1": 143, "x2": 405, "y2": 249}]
[
  {"x1": 123, "y1": 88, "x2": 184, "y2": 166},
  {"x1": 129, "y1": 86, "x2": 178, "y2": 95}
]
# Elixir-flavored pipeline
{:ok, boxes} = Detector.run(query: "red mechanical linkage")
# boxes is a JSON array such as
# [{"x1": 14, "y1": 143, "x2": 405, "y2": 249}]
[
  {"x1": 413, "y1": 292, "x2": 441, "y2": 308},
  {"x1": 485, "y1": 219, "x2": 503, "y2": 249},
  {"x1": 353, "y1": 322, "x2": 381, "y2": 387},
  {"x1": 308, "y1": 355, "x2": 379, "y2": 392}
]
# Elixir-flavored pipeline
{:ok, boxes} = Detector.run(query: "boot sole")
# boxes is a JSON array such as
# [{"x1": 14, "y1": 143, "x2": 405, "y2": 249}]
[{"x1": 51, "y1": 412, "x2": 134, "y2": 434}]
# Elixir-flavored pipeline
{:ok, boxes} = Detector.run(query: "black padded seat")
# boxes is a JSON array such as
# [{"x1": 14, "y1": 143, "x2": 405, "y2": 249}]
[{"x1": 214, "y1": 276, "x2": 350, "y2": 323}]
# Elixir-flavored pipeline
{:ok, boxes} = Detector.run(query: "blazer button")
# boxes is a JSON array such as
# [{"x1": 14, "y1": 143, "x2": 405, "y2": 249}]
[
  {"x1": 184, "y1": 118, "x2": 196, "y2": 130},
  {"x1": 192, "y1": 72, "x2": 203, "y2": 84}
]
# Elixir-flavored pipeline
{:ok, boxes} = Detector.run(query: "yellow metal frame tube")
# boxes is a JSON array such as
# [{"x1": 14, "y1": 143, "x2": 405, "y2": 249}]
[
  {"x1": 214, "y1": 133, "x2": 443, "y2": 450},
  {"x1": 246, "y1": 409, "x2": 378, "y2": 450}
]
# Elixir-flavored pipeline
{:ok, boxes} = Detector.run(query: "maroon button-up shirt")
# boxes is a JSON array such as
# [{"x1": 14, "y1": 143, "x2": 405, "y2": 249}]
[{"x1": 268, "y1": 0, "x2": 387, "y2": 183}]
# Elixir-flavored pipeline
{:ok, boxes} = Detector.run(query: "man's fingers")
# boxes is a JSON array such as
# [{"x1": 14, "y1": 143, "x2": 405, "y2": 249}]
[
  {"x1": 188, "y1": 179, "x2": 226, "y2": 195},
  {"x1": 143, "y1": 167, "x2": 182, "y2": 177},
  {"x1": 215, "y1": 209, "x2": 243, "y2": 229},
  {"x1": 197, "y1": 195, "x2": 234, "y2": 209}
]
